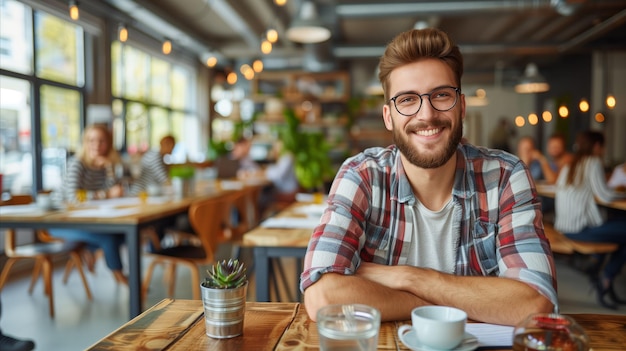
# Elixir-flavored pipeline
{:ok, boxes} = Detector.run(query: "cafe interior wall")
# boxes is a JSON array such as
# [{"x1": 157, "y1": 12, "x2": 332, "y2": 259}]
[{"x1": 591, "y1": 51, "x2": 626, "y2": 166}]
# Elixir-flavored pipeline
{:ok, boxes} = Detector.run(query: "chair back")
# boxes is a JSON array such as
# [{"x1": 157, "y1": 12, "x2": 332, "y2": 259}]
[{"x1": 188, "y1": 193, "x2": 235, "y2": 263}]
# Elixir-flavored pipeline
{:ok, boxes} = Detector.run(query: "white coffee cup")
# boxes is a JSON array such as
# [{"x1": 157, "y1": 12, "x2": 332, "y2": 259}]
[
  {"x1": 36, "y1": 193, "x2": 53, "y2": 210},
  {"x1": 398, "y1": 306, "x2": 467, "y2": 350},
  {"x1": 146, "y1": 183, "x2": 162, "y2": 196}
]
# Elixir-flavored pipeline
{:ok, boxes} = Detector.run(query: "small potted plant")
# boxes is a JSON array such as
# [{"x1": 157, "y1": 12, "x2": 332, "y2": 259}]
[{"x1": 200, "y1": 258, "x2": 248, "y2": 339}]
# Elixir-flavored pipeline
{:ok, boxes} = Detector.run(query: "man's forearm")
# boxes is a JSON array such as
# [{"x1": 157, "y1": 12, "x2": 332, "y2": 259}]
[
  {"x1": 359, "y1": 263, "x2": 554, "y2": 325},
  {"x1": 303, "y1": 272, "x2": 428, "y2": 322}
]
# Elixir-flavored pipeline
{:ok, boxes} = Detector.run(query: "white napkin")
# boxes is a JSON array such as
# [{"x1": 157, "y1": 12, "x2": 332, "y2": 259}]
[
  {"x1": 465, "y1": 323, "x2": 514, "y2": 347},
  {"x1": 260, "y1": 217, "x2": 320, "y2": 229}
]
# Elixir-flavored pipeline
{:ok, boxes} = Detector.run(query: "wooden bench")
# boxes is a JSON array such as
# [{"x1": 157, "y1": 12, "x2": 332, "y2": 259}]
[{"x1": 543, "y1": 223, "x2": 618, "y2": 255}]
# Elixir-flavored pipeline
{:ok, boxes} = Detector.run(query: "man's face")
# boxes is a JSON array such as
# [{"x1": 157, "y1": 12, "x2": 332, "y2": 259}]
[{"x1": 382, "y1": 59, "x2": 465, "y2": 169}]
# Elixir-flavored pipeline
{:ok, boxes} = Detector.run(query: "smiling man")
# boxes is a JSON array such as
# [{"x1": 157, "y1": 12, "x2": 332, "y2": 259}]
[{"x1": 300, "y1": 28, "x2": 557, "y2": 326}]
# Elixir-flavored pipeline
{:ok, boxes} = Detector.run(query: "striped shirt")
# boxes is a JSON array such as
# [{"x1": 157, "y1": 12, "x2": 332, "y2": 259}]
[
  {"x1": 65, "y1": 157, "x2": 118, "y2": 201},
  {"x1": 555, "y1": 157, "x2": 621, "y2": 233},
  {"x1": 300, "y1": 143, "x2": 558, "y2": 307},
  {"x1": 129, "y1": 150, "x2": 169, "y2": 195}
]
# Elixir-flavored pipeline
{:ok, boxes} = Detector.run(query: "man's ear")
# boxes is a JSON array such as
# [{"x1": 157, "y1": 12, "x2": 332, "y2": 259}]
[{"x1": 382, "y1": 104, "x2": 393, "y2": 131}]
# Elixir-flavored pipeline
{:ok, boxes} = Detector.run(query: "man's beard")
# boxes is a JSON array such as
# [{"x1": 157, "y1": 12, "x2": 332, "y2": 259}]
[{"x1": 392, "y1": 118, "x2": 462, "y2": 168}]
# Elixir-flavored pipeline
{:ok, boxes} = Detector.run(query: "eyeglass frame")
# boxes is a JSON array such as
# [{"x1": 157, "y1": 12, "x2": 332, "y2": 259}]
[{"x1": 388, "y1": 86, "x2": 461, "y2": 116}]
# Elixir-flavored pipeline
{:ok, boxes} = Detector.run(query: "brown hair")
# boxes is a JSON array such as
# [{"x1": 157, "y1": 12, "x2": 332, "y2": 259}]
[
  {"x1": 565, "y1": 130, "x2": 604, "y2": 186},
  {"x1": 378, "y1": 28, "x2": 463, "y2": 102}
]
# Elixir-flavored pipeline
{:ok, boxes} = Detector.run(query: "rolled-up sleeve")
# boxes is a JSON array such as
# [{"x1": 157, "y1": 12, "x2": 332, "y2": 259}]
[{"x1": 496, "y1": 162, "x2": 558, "y2": 308}]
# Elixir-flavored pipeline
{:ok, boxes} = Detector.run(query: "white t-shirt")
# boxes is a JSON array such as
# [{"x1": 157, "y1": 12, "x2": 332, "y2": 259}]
[{"x1": 406, "y1": 198, "x2": 457, "y2": 274}]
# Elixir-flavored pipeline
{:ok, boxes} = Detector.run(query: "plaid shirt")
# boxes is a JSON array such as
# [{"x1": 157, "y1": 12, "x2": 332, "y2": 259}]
[{"x1": 300, "y1": 143, "x2": 558, "y2": 307}]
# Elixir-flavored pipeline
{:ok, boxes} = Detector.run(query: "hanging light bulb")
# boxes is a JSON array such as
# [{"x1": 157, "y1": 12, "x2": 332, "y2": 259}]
[
  {"x1": 274, "y1": 0, "x2": 287, "y2": 6},
  {"x1": 266, "y1": 28, "x2": 278, "y2": 43},
  {"x1": 606, "y1": 94, "x2": 616, "y2": 109},
  {"x1": 595, "y1": 112, "x2": 605, "y2": 123},
  {"x1": 118, "y1": 24, "x2": 128, "y2": 43},
  {"x1": 558, "y1": 105, "x2": 569, "y2": 118},
  {"x1": 542, "y1": 111, "x2": 553, "y2": 122},
  {"x1": 261, "y1": 39, "x2": 272, "y2": 54},
  {"x1": 206, "y1": 56, "x2": 217, "y2": 68},
  {"x1": 252, "y1": 59, "x2": 263, "y2": 73},
  {"x1": 226, "y1": 72, "x2": 238, "y2": 85},
  {"x1": 69, "y1": 0, "x2": 79, "y2": 21},
  {"x1": 162, "y1": 39, "x2": 172, "y2": 55},
  {"x1": 578, "y1": 98, "x2": 589, "y2": 112}
]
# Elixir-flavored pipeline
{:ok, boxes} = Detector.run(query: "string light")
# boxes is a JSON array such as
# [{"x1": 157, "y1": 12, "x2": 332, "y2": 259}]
[
  {"x1": 206, "y1": 56, "x2": 217, "y2": 68},
  {"x1": 606, "y1": 94, "x2": 616, "y2": 109},
  {"x1": 118, "y1": 24, "x2": 128, "y2": 43},
  {"x1": 226, "y1": 72, "x2": 238, "y2": 85},
  {"x1": 266, "y1": 28, "x2": 278, "y2": 43},
  {"x1": 274, "y1": 0, "x2": 287, "y2": 6},
  {"x1": 595, "y1": 112, "x2": 605, "y2": 123},
  {"x1": 162, "y1": 39, "x2": 172, "y2": 55},
  {"x1": 578, "y1": 98, "x2": 589, "y2": 112},
  {"x1": 514, "y1": 115, "x2": 525, "y2": 127},
  {"x1": 528, "y1": 113, "x2": 538, "y2": 125},
  {"x1": 542, "y1": 111, "x2": 552, "y2": 122},
  {"x1": 69, "y1": 0, "x2": 79, "y2": 21},
  {"x1": 252, "y1": 59, "x2": 263, "y2": 73},
  {"x1": 558, "y1": 105, "x2": 569, "y2": 118},
  {"x1": 261, "y1": 39, "x2": 272, "y2": 54}
]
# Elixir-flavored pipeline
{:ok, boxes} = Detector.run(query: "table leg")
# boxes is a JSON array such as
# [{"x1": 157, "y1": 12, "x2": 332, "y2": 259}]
[
  {"x1": 254, "y1": 247, "x2": 270, "y2": 302},
  {"x1": 125, "y1": 227, "x2": 142, "y2": 318}
]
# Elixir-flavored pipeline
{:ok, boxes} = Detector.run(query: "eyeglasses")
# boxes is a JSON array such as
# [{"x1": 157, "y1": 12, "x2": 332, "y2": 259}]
[{"x1": 388, "y1": 86, "x2": 460, "y2": 116}]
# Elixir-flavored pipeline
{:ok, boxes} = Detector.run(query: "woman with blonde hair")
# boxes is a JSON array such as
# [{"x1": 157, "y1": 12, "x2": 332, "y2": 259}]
[{"x1": 50, "y1": 124, "x2": 128, "y2": 284}]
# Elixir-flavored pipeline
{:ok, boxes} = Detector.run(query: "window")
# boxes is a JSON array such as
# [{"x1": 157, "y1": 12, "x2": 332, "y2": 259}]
[
  {"x1": 35, "y1": 11, "x2": 84, "y2": 87},
  {"x1": 0, "y1": 0, "x2": 84, "y2": 194},
  {"x1": 0, "y1": 76, "x2": 31, "y2": 194},
  {"x1": 0, "y1": 0, "x2": 33, "y2": 75},
  {"x1": 111, "y1": 40, "x2": 197, "y2": 158}
]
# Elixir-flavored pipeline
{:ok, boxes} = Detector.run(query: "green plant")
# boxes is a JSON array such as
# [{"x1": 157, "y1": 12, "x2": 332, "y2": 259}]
[
  {"x1": 279, "y1": 108, "x2": 334, "y2": 191},
  {"x1": 169, "y1": 165, "x2": 195, "y2": 179},
  {"x1": 202, "y1": 259, "x2": 247, "y2": 289}
]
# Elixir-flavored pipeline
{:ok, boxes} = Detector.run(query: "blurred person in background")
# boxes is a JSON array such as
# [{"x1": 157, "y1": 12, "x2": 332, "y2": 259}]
[
  {"x1": 554, "y1": 130, "x2": 626, "y2": 309},
  {"x1": 49, "y1": 124, "x2": 128, "y2": 284},
  {"x1": 546, "y1": 133, "x2": 574, "y2": 176},
  {"x1": 516, "y1": 136, "x2": 557, "y2": 184},
  {"x1": 129, "y1": 135, "x2": 176, "y2": 195}
]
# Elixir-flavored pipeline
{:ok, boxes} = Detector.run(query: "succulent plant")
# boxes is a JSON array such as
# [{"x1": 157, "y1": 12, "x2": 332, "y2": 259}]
[{"x1": 202, "y1": 259, "x2": 247, "y2": 289}]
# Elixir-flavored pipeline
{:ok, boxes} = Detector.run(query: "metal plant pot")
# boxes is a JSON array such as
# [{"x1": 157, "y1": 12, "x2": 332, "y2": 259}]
[{"x1": 201, "y1": 282, "x2": 247, "y2": 339}]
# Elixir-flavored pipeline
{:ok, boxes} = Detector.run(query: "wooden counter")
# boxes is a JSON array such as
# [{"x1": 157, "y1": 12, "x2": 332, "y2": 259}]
[{"x1": 86, "y1": 299, "x2": 626, "y2": 351}]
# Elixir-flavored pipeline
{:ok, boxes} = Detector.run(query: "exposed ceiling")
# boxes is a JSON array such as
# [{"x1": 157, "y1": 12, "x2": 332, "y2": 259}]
[{"x1": 97, "y1": 0, "x2": 626, "y2": 86}]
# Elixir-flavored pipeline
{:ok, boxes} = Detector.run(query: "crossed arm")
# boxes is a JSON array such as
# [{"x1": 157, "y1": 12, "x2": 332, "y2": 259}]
[{"x1": 304, "y1": 262, "x2": 554, "y2": 326}]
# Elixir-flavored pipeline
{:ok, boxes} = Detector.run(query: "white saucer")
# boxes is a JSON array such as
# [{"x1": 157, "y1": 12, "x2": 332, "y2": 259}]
[{"x1": 399, "y1": 330, "x2": 479, "y2": 351}]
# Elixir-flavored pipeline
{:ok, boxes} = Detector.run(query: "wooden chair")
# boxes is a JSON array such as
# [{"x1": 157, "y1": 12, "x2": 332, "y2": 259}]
[
  {"x1": 0, "y1": 195, "x2": 92, "y2": 318},
  {"x1": 142, "y1": 191, "x2": 250, "y2": 300}
]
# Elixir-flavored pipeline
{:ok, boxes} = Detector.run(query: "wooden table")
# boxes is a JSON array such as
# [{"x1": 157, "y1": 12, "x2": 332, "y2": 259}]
[
  {"x1": 536, "y1": 183, "x2": 626, "y2": 211},
  {"x1": 86, "y1": 299, "x2": 626, "y2": 351},
  {"x1": 0, "y1": 180, "x2": 267, "y2": 319},
  {"x1": 243, "y1": 202, "x2": 317, "y2": 302}
]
